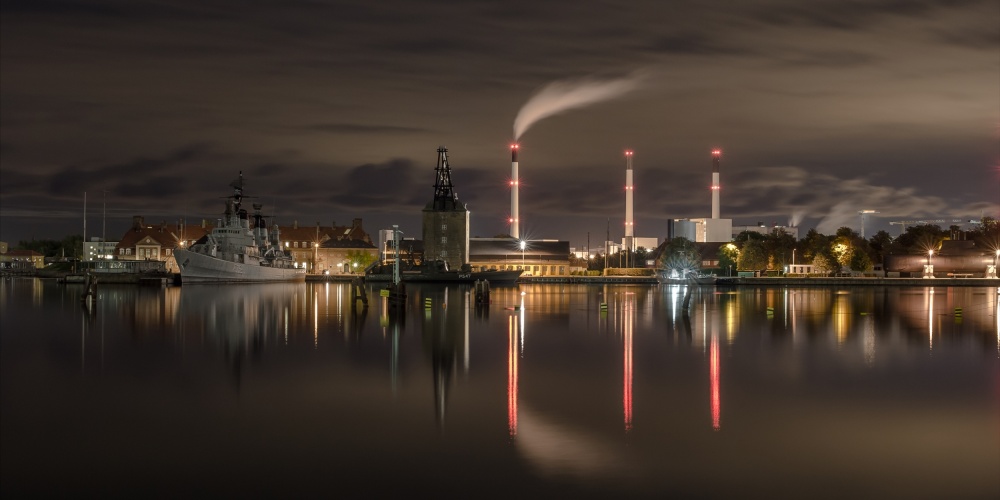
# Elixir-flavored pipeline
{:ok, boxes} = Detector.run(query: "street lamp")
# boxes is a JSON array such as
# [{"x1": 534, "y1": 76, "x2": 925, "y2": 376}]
[{"x1": 519, "y1": 240, "x2": 526, "y2": 270}]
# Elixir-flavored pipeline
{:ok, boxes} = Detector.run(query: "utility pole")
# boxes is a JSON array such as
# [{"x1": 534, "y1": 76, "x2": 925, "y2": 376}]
[
  {"x1": 102, "y1": 190, "x2": 107, "y2": 259},
  {"x1": 83, "y1": 192, "x2": 87, "y2": 261},
  {"x1": 605, "y1": 218, "x2": 609, "y2": 270}
]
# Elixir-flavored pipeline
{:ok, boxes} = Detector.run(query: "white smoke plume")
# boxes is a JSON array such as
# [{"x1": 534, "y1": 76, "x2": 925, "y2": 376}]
[
  {"x1": 513, "y1": 71, "x2": 648, "y2": 140},
  {"x1": 716, "y1": 166, "x2": 997, "y2": 235},
  {"x1": 789, "y1": 208, "x2": 806, "y2": 228}
]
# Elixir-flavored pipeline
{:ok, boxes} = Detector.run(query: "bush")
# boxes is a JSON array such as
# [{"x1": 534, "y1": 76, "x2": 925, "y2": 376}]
[{"x1": 605, "y1": 267, "x2": 654, "y2": 277}]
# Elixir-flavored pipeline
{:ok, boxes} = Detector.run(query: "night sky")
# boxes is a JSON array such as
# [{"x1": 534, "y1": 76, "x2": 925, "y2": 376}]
[{"x1": 1, "y1": 0, "x2": 997, "y2": 247}]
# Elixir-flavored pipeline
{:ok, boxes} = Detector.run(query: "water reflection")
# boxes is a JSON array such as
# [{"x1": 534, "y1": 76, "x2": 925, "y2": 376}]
[{"x1": 2, "y1": 278, "x2": 999, "y2": 498}]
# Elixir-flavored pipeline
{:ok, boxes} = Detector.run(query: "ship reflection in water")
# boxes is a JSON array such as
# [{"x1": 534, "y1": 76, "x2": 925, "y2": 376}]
[{"x1": 1, "y1": 279, "x2": 998, "y2": 498}]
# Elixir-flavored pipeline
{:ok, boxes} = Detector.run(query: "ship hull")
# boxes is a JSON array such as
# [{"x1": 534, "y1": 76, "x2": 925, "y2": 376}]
[{"x1": 175, "y1": 249, "x2": 306, "y2": 284}]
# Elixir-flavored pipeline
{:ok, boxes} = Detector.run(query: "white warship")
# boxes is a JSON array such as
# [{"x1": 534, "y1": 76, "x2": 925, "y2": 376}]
[{"x1": 175, "y1": 172, "x2": 306, "y2": 284}]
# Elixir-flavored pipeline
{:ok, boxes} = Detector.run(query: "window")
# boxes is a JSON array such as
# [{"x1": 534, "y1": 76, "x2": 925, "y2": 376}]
[
  {"x1": 441, "y1": 224, "x2": 447, "y2": 231},
  {"x1": 441, "y1": 236, "x2": 447, "y2": 244}
]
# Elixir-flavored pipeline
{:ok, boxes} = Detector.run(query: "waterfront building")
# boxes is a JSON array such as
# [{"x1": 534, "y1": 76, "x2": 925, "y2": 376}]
[
  {"x1": 0, "y1": 249, "x2": 45, "y2": 269},
  {"x1": 83, "y1": 237, "x2": 120, "y2": 261},
  {"x1": 114, "y1": 216, "x2": 373, "y2": 273},
  {"x1": 468, "y1": 238, "x2": 570, "y2": 276},
  {"x1": 884, "y1": 240, "x2": 998, "y2": 278},
  {"x1": 377, "y1": 236, "x2": 571, "y2": 276}
]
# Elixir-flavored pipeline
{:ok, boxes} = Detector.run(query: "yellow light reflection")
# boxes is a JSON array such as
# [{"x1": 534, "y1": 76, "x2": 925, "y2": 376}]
[
  {"x1": 928, "y1": 288, "x2": 935, "y2": 352},
  {"x1": 834, "y1": 294, "x2": 850, "y2": 346}
]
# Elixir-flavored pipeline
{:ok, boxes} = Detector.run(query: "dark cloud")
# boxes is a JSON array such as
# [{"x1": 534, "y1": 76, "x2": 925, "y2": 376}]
[
  {"x1": 749, "y1": 0, "x2": 985, "y2": 31},
  {"x1": 302, "y1": 123, "x2": 430, "y2": 134},
  {"x1": 337, "y1": 159, "x2": 423, "y2": 208},
  {"x1": 0, "y1": 0, "x2": 996, "y2": 245},
  {"x1": 113, "y1": 175, "x2": 189, "y2": 198},
  {"x1": 642, "y1": 34, "x2": 749, "y2": 56},
  {"x1": 46, "y1": 144, "x2": 212, "y2": 196},
  {"x1": 251, "y1": 163, "x2": 289, "y2": 176},
  {"x1": 772, "y1": 49, "x2": 880, "y2": 68}
]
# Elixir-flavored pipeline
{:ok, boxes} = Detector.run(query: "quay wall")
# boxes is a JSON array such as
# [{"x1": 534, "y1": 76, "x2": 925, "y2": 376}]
[{"x1": 517, "y1": 276, "x2": 998, "y2": 287}]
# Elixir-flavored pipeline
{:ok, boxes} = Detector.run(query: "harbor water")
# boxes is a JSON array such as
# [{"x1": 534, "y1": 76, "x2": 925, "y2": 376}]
[{"x1": 2, "y1": 278, "x2": 998, "y2": 498}]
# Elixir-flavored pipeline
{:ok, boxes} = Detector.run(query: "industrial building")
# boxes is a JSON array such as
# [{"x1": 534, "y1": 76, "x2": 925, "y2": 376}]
[
  {"x1": 667, "y1": 150, "x2": 733, "y2": 243},
  {"x1": 412, "y1": 146, "x2": 572, "y2": 275}
]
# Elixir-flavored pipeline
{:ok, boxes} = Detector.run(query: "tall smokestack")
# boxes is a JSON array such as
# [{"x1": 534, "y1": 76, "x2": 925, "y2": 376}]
[
  {"x1": 711, "y1": 149, "x2": 721, "y2": 219},
  {"x1": 624, "y1": 150, "x2": 634, "y2": 255},
  {"x1": 510, "y1": 143, "x2": 520, "y2": 239}
]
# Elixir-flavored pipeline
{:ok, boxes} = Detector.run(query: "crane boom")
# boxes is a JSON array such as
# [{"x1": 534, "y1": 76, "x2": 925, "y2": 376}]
[{"x1": 888, "y1": 219, "x2": 978, "y2": 233}]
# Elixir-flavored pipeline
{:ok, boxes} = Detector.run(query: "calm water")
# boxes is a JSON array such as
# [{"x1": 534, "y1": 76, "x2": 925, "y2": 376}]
[{"x1": 2, "y1": 278, "x2": 998, "y2": 499}]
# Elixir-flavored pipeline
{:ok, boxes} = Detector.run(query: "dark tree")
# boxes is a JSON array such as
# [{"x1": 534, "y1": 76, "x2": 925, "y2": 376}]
[
  {"x1": 737, "y1": 239, "x2": 768, "y2": 271},
  {"x1": 867, "y1": 230, "x2": 893, "y2": 265}
]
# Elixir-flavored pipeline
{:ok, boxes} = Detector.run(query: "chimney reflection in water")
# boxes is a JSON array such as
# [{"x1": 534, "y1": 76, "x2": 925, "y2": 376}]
[
  {"x1": 710, "y1": 333, "x2": 720, "y2": 431},
  {"x1": 623, "y1": 294, "x2": 633, "y2": 432},
  {"x1": 507, "y1": 312, "x2": 520, "y2": 437}
]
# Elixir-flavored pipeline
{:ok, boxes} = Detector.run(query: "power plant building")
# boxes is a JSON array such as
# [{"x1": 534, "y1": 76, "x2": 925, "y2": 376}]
[{"x1": 669, "y1": 149, "x2": 733, "y2": 243}]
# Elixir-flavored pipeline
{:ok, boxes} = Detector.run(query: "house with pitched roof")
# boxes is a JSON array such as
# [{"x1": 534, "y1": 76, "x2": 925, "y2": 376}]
[{"x1": 0, "y1": 249, "x2": 45, "y2": 269}]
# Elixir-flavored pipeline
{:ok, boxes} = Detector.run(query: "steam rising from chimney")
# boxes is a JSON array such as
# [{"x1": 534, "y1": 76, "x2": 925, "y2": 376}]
[{"x1": 513, "y1": 71, "x2": 648, "y2": 140}]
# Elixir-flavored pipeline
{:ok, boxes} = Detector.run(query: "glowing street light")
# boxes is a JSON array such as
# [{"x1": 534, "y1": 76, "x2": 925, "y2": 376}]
[{"x1": 519, "y1": 240, "x2": 526, "y2": 269}]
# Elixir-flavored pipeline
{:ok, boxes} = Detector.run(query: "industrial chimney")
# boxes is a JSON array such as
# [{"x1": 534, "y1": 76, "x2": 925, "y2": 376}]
[
  {"x1": 510, "y1": 143, "x2": 520, "y2": 239},
  {"x1": 711, "y1": 149, "x2": 721, "y2": 219},
  {"x1": 624, "y1": 150, "x2": 634, "y2": 255}
]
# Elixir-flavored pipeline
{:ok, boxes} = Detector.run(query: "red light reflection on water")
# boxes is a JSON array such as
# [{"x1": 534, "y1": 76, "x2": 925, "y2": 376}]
[
  {"x1": 623, "y1": 298, "x2": 633, "y2": 432},
  {"x1": 508, "y1": 315, "x2": 519, "y2": 437},
  {"x1": 710, "y1": 334, "x2": 720, "y2": 431}
]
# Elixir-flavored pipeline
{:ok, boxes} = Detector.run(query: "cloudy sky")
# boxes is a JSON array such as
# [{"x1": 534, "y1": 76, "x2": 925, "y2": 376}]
[{"x1": 1, "y1": 0, "x2": 997, "y2": 247}]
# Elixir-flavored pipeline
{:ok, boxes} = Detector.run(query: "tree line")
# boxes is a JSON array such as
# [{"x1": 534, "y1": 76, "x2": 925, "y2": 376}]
[
  {"x1": 10, "y1": 235, "x2": 84, "y2": 259},
  {"x1": 659, "y1": 217, "x2": 999, "y2": 275}
]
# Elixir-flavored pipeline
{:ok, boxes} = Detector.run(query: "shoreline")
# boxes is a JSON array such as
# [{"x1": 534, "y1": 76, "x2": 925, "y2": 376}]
[
  {"x1": 20, "y1": 273, "x2": 999, "y2": 287},
  {"x1": 516, "y1": 275, "x2": 1000, "y2": 286}
]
